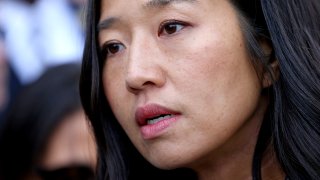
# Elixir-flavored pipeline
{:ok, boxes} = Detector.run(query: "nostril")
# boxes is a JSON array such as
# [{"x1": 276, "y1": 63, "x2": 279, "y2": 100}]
[
  {"x1": 142, "y1": 81, "x2": 155, "y2": 87},
  {"x1": 126, "y1": 83, "x2": 141, "y2": 94},
  {"x1": 126, "y1": 80, "x2": 156, "y2": 94}
]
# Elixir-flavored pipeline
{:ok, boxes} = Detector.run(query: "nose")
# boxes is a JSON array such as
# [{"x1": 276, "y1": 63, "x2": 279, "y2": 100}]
[{"x1": 125, "y1": 36, "x2": 166, "y2": 94}]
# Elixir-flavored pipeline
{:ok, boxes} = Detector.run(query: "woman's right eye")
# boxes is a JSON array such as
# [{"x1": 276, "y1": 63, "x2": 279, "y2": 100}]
[{"x1": 101, "y1": 42, "x2": 126, "y2": 58}]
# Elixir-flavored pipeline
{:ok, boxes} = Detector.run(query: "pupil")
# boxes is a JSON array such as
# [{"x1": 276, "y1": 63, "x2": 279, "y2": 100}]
[
  {"x1": 165, "y1": 24, "x2": 177, "y2": 34},
  {"x1": 109, "y1": 44, "x2": 119, "y2": 54}
]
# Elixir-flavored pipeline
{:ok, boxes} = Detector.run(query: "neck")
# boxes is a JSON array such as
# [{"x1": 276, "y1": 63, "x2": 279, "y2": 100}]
[
  {"x1": 191, "y1": 96, "x2": 284, "y2": 180},
  {"x1": 261, "y1": 145, "x2": 285, "y2": 180},
  {"x1": 194, "y1": 117, "x2": 258, "y2": 180}
]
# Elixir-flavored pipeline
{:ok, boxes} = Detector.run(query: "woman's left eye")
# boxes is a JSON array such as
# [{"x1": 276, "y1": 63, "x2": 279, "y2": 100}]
[{"x1": 158, "y1": 20, "x2": 188, "y2": 36}]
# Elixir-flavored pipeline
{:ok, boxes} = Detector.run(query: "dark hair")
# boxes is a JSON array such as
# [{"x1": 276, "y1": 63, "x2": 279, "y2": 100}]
[
  {"x1": 265, "y1": 1, "x2": 319, "y2": 179},
  {"x1": 79, "y1": 0, "x2": 320, "y2": 179},
  {"x1": 0, "y1": 63, "x2": 83, "y2": 179}
]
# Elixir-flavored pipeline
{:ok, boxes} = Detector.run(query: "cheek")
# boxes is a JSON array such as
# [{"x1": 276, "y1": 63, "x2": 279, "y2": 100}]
[
  {"x1": 180, "y1": 15, "x2": 259, "y2": 91},
  {"x1": 102, "y1": 61, "x2": 141, "y2": 144},
  {"x1": 102, "y1": 62, "x2": 130, "y2": 124},
  {"x1": 174, "y1": 34, "x2": 250, "y2": 94},
  {"x1": 103, "y1": 64, "x2": 118, "y2": 106},
  {"x1": 171, "y1": 22, "x2": 262, "y2": 130}
]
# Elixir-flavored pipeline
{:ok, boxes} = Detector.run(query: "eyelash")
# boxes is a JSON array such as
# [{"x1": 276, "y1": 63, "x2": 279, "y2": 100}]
[{"x1": 158, "y1": 20, "x2": 189, "y2": 36}]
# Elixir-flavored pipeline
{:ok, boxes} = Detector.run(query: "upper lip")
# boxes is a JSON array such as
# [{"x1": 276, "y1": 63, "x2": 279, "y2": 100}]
[{"x1": 135, "y1": 104, "x2": 180, "y2": 126}]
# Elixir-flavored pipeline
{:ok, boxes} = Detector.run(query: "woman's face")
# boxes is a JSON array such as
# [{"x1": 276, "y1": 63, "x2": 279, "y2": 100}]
[{"x1": 99, "y1": 0, "x2": 266, "y2": 170}]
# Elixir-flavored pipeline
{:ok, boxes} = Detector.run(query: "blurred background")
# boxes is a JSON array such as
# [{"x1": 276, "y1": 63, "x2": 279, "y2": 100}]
[
  {"x1": 0, "y1": 0, "x2": 87, "y2": 122},
  {"x1": 0, "y1": 0, "x2": 97, "y2": 179}
]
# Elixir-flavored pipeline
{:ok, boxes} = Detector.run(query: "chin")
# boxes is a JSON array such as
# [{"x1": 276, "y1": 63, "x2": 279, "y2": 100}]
[
  {"x1": 146, "y1": 154, "x2": 190, "y2": 170},
  {"x1": 151, "y1": 161, "x2": 182, "y2": 170}
]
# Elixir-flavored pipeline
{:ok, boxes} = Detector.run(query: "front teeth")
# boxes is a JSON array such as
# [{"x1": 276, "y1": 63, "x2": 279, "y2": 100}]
[{"x1": 147, "y1": 114, "x2": 172, "y2": 125}]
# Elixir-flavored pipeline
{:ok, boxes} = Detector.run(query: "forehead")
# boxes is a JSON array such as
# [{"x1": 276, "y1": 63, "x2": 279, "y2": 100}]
[
  {"x1": 98, "y1": 0, "x2": 202, "y2": 29},
  {"x1": 99, "y1": 0, "x2": 198, "y2": 15},
  {"x1": 101, "y1": 0, "x2": 197, "y2": 8}
]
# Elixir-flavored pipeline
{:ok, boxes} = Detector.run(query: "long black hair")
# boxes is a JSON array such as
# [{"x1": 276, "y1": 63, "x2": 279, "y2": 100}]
[
  {"x1": 79, "y1": 0, "x2": 320, "y2": 179},
  {"x1": 235, "y1": 0, "x2": 320, "y2": 179},
  {"x1": 262, "y1": 1, "x2": 320, "y2": 179}
]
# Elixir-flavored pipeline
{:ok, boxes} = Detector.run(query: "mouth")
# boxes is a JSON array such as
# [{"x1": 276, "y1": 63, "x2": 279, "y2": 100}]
[
  {"x1": 146, "y1": 114, "x2": 174, "y2": 125},
  {"x1": 135, "y1": 104, "x2": 179, "y2": 126},
  {"x1": 135, "y1": 104, "x2": 180, "y2": 139}
]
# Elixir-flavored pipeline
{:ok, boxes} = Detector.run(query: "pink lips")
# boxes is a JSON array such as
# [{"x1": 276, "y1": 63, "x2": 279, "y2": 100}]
[{"x1": 135, "y1": 104, "x2": 180, "y2": 139}]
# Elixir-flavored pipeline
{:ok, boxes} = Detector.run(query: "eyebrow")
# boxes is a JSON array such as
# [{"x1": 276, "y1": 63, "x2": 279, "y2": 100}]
[
  {"x1": 97, "y1": 0, "x2": 196, "y2": 31},
  {"x1": 98, "y1": 17, "x2": 118, "y2": 31}
]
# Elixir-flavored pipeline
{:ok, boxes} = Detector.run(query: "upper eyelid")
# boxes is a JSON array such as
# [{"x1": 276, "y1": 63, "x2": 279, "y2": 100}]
[
  {"x1": 159, "y1": 19, "x2": 189, "y2": 28},
  {"x1": 162, "y1": 19, "x2": 187, "y2": 24},
  {"x1": 102, "y1": 41, "x2": 125, "y2": 51},
  {"x1": 158, "y1": 19, "x2": 191, "y2": 35},
  {"x1": 100, "y1": 40, "x2": 121, "y2": 51}
]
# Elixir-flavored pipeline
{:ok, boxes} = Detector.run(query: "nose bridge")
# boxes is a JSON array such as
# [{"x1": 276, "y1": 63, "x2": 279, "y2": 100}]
[
  {"x1": 125, "y1": 31, "x2": 164, "y2": 92},
  {"x1": 128, "y1": 32, "x2": 154, "y2": 71}
]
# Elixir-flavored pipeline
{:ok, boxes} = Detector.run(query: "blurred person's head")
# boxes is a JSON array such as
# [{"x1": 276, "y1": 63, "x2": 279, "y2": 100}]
[
  {"x1": 0, "y1": 63, "x2": 96, "y2": 180},
  {"x1": 0, "y1": 28, "x2": 8, "y2": 115}
]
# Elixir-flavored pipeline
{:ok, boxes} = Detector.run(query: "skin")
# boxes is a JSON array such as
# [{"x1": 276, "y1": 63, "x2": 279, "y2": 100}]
[{"x1": 99, "y1": 0, "x2": 282, "y2": 179}]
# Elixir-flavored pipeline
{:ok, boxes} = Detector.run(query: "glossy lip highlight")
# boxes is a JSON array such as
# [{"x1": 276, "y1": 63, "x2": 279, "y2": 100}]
[{"x1": 135, "y1": 104, "x2": 180, "y2": 139}]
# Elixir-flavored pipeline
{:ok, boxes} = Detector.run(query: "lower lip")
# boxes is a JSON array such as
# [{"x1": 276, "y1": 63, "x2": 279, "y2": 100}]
[{"x1": 140, "y1": 115, "x2": 179, "y2": 140}]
